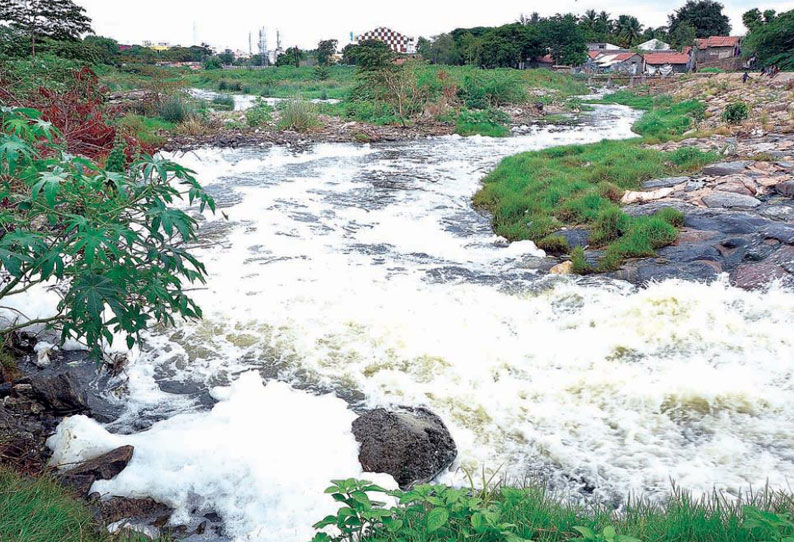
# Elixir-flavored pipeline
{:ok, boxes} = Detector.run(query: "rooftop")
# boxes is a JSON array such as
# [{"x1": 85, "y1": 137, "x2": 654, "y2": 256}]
[
  {"x1": 696, "y1": 36, "x2": 742, "y2": 48},
  {"x1": 643, "y1": 51, "x2": 691, "y2": 65}
]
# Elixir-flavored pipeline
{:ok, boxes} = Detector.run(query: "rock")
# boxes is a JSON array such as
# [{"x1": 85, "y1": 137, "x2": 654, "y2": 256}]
[
  {"x1": 58, "y1": 474, "x2": 97, "y2": 497},
  {"x1": 701, "y1": 192, "x2": 761, "y2": 210},
  {"x1": 731, "y1": 262, "x2": 789, "y2": 289},
  {"x1": 61, "y1": 445, "x2": 134, "y2": 482},
  {"x1": 621, "y1": 187, "x2": 675, "y2": 205},
  {"x1": 28, "y1": 372, "x2": 88, "y2": 415},
  {"x1": 550, "y1": 261, "x2": 574, "y2": 275},
  {"x1": 0, "y1": 403, "x2": 49, "y2": 471},
  {"x1": 642, "y1": 176, "x2": 689, "y2": 190},
  {"x1": 98, "y1": 497, "x2": 171, "y2": 525},
  {"x1": 685, "y1": 180, "x2": 706, "y2": 192},
  {"x1": 776, "y1": 181, "x2": 794, "y2": 197},
  {"x1": 762, "y1": 205, "x2": 794, "y2": 222},
  {"x1": 553, "y1": 228, "x2": 590, "y2": 249},
  {"x1": 762, "y1": 223, "x2": 794, "y2": 245},
  {"x1": 702, "y1": 161, "x2": 752, "y2": 176},
  {"x1": 352, "y1": 407, "x2": 457, "y2": 490}
]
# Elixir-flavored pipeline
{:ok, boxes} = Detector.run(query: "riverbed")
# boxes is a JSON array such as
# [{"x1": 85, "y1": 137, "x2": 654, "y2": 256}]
[{"x1": 49, "y1": 104, "x2": 794, "y2": 541}]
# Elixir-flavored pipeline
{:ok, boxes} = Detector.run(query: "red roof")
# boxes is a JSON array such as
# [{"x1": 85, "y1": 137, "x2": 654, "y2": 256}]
[
  {"x1": 612, "y1": 53, "x2": 636, "y2": 61},
  {"x1": 696, "y1": 36, "x2": 741, "y2": 49},
  {"x1": 682, "y1": 46, "x2": 692, "y2": 54},
  {"x1": 536, "y1": 54, "x2": 555, "y2": 64},
  {"x1": 588, "y1": 50, "x2": 601, "y2": 59},
  {"x1": 643, "y1": 51, "x2": 691, "y2": 65}
]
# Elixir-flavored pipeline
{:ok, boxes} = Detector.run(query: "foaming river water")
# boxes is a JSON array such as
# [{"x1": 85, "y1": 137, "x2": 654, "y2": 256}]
[{"x1": 49, "y1": 105, "x2": 794, "y2": 542}]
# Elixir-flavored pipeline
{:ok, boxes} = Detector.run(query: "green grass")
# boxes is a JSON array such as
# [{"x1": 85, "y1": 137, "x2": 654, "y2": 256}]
[
  {"x1": 313, "y1": 479, "x2": 794, "y2": 542},
  {"x1": 116, "y1": 113, "x2": 176, "y2": 146},
  {"x1": 596, "y1": 92, "x2": 706, "y2": 142},
  {"x1": 473, "y1": 139, "x2": 715, "y2": 270},
  {"x1": 0, "y1": 468, "x2": 158, "y2": 542},
  {"x1": 455, "y1": 109, "x2": 511, "y2": 137}
]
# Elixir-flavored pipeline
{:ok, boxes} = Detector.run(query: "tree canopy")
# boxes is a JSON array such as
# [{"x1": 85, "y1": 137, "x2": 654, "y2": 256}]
[
  {"x1": 668, "y1": 0, "x2": 731, "y2": 39},
  {"x1": 742, "y1": 9, "x2": 794, "y2": 69},
  {"x1": 0, "y1": 0, "x2": 92, "y2": 55}
]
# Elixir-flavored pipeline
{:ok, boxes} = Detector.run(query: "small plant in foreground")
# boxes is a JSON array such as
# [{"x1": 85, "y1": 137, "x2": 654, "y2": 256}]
[
  {"x1": 278, "y1": 99, "x2": 319, "y2": 132},
  {"x1": 571, "y1": 247, "x2": 592, "y2": 274},
  {"x1": 245, "y1": 100, "x2": 274, "y2": 128},
  {"x1": 723, "y1": 102, "x2": 750, "y2": 125}
]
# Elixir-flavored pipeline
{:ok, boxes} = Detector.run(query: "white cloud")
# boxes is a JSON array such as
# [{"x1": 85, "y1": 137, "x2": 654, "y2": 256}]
[{"x1": 77, "y1": 0, "x2": 794, "y2": 51}]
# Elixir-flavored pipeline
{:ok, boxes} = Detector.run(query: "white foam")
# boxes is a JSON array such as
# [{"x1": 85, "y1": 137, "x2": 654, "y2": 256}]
[{"x1": 48, "y1": 372, "x2": 397, "y2": 542}]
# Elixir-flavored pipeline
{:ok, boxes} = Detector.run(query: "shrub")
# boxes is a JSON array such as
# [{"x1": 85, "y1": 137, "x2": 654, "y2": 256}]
[
  {"x1": 723, "y1": 102, "x2": 750, "y2": 124},
  {"x1": 455, "y1": 108, "x2": 511, "y2": 137},
  {"x1": 590, "y1": 208, "x2": 631, "y2": 247},
  {"x1": 460, "y1": 70, "x2": 526, "y2": 109},
  {"x1": 656, "y1": 207, "x2": 685, "y2": 227},
  {"x1": 0, "y1": 108, "x2": 215, "y2": 358},
  {"x1": 203, "y1": 56, "x2": 222, "y2": 70},
  {"x1": 278, "y1": 99, "x2": 319, "y2": 132},
  {"x1": 157, "y1": 94, "x2": 194, "y2": 123},
  {"x1": 314, "y1": 66, "x2": 330, "y2": 81},
  {"x1": 212, "y1": 94, "x2": 235, "y2": 110},
  {"x1": 571, "y1": 246, "x2": 592, "y2": 274},
  {"x1": 245, "y1": 100, "x2": 273, "y2": 127}
]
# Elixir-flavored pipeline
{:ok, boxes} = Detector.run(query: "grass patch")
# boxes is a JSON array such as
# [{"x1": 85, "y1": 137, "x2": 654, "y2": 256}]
[
  {"x1": 116, "y1": 113, "x2": 176, "y2": 146},
  {"x1": 0, "y1": 468, "x2": 157, "y2": 542},
  {"x1": 277, "y1": 99, "x2": 320, "y2": 132},
  {"x1": 455, "y1": 109, "x2": 511, "y2": 137},
  {"x1": 596, "y1": 92, "x2": 705, "y2": 142},
  {"x1": 473, "y1": 139, "x2": 715, "y2": 270}
]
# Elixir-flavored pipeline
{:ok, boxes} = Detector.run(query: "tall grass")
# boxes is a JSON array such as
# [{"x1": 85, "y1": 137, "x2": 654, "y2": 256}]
[
  {"x1": 156, "y1": 94, "x2": 194, "y2": 123},
  {"x1": 0, "y1": 468, "x2": 155, "y2": 542},
  {"x1": 277, "y1": 99, "x2": 320, "y2": 132}
]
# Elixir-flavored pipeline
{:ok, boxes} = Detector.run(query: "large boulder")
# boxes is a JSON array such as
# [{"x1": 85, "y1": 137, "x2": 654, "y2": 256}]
[
  {"x1": 352, "y1": 407, "x2": 457, "y2": 490},
  {"x1": 702, "y1": 192, "x2": 761, "y2": 210},
  {"x1": 27, "y1": 372, "x2": 88, "y2": 415}
]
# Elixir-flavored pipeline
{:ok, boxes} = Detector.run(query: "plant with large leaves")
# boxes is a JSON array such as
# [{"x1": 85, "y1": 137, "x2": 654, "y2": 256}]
[{"x1": 0, "y1": 106, "x2": 215, "y2": 359}]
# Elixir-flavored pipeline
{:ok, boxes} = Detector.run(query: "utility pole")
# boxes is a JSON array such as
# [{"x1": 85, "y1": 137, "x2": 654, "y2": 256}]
[
  {"x1": 249, "y1": 31, "x2": 253, "y2": 59},
  {"x1": 258, "y1": 28, "x2": 268, "y2": 67}
]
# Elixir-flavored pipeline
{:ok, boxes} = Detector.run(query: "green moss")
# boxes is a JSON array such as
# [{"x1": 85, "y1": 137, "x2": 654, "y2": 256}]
[{"x1": 537, "y1": 235, "x2": 571, "y2": 255}]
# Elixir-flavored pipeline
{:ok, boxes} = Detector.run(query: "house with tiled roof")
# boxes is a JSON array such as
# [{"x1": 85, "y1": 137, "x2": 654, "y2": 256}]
[
  {"x1": 643, "y1": 48, "x2": 695, "y2": 74},
  {"x1": 591, "y1": 51, "x2": 644, "y2": 74},
  {"x1": 695, "y1": 36, "x2": 743, "y2": 69}
]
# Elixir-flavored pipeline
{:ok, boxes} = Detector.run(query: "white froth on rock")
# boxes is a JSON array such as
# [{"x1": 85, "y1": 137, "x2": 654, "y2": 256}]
[{"x1": 48, "y1": 372, "x2": 397, "y2": 542}]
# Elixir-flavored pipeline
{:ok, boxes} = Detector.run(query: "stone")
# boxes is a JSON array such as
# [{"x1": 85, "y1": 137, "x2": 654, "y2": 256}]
[
  {"x1": 731, "y1": 262, "x2": 789, "y2": 289},
  {"x1": 641, "y1": 176, "x2": 689, "y2": 190},
  {"x1": 352, "y1": 407, "x2": 457, "y2": 490},
  {"x1": 98, "y1": 497, "x2": 172, "y2": 524},
  {"x1": 28, "y1": 372, "x2": 88, "y2": 415},
  {"x1": 701, "y1": 192, "x2": 761, "y2": 210},
  {"x1": 761, "y1": 205, "x2": 794, "y2": 222},
  {"x1": 61, "y1": 445, "x2": 134, "y2": 482},
  {"x1": 553, "y1": 228, "x2": 590, "y2": 249},
  {"x1": 550, "y1": 261, "x2": 574, "y2": 275},
  {"x1": 776, "y1": 181, "x2": 794, "y2": 197},
  {"x1": 715, "y1": 181, "x2": 753, "y2": 196},
  {"x1": 702, "y1": 161, "x2": 752, "y2": 176},
  {"x1": 762, "y1": 224, "x2": 794, "y2": 245},
  {"x1": 621, "y1": 187, "x2": 674, "y2": 205}
]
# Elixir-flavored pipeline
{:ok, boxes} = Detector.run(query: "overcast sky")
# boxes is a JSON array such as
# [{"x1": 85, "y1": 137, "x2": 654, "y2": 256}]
[{"x1": 76, "y1": 0, "x2": 794, "y2": 52}]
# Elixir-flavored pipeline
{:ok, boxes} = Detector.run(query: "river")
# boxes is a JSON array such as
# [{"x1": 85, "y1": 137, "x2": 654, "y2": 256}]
[{"x1": 48, "y1": 104, "x2": 794, "y2": 542}]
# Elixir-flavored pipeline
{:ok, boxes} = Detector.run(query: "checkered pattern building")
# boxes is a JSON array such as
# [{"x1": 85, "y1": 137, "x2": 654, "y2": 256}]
[{"x1": 355, "y1": 27, "x2": 416, "y2": 54}]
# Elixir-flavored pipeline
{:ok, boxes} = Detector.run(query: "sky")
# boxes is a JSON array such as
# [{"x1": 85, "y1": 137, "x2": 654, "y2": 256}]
[{"x1": 76, "y1": 0, "x2": 794, "y2": 52}]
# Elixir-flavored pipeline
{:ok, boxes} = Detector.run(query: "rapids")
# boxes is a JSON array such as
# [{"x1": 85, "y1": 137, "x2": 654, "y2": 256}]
[{"x1": 49, "y1": 104, "x2": 794, "y2": 541}]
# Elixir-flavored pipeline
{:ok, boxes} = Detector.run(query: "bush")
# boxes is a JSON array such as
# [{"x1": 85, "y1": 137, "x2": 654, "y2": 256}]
[
  {"x1": 278, "y1": 99, "x2": 319, "y2": 132},
  {"x1": 571, "y1": 246, "x2": 592, "y2": 274},
  {"x1": 245, "y1": 100, "x2": 273, "y2": 127},
  {"x1": 0, "y1": 108, "x2": 215, "y2": 358},
  {"x1": 723, "y1": 102, "x2": 750, "y2": 124},
  {"x1": 212, "y1": 94, "x2": 235, "y2": 110},
  {"x1": 460, "y1": 70, "x2": 526, "y2": 109},
  {"x1": 157, "y1": 94, "x2": 194, "y2": 123},
  {"x1": 455, "y1": 108, "x2": 511, "y2": 137},
  {"x1": 203, "y1": 56, "x2": 222, "y2": 70}
]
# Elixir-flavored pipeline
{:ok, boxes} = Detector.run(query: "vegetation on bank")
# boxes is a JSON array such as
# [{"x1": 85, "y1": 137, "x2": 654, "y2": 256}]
[
  {"x1": 474, "y1": 139, "x2": 713, "y2": 271},
  {"x1": 0, "y1": 468, "x2": 158, "y2": 542},
  {"x1": 474, "y1": 90, "x2": 716, "y2": 271},
  {"x1": 311, "y1": 479, "x2": 794, "y2": 542}
]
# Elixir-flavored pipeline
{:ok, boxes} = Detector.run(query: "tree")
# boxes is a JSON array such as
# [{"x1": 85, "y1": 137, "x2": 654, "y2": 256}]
[
  {"x1": 276, "y1": 46, "x2": 305, "y2": 67},
  {"x1": 0, "y1": 107, "x2": 216, "y2": 359},
  {"x1": 539, "y1": 15, "x2": 587, "y2": 66},
  {"x1": 217, "y1": 49, "x2": 235, "y2": 65},
  {"x1": 669, "y1": 22, "x2": 696, "y2": 50},
  {"x1": 743, "y1": 9, "x2": 794, "y2": 69},
  {"x1": 350, "y1": 40, "x2": 394, "y2": 70},
  {"x1": 668, "y1": 0, "x2": 731, "y2": 38},
  {"x1": 615, "y1": 15, "x2": 644, "y2": 47},
  {"x1": 0, "y1": 0, "x2": 92, "y2": 56},
  {"x1": 83, "y1": 35, "x2": 119, "y2": 64},
  {"x1": 316, "y1": 39, "x2": 337, "y2": 66}
]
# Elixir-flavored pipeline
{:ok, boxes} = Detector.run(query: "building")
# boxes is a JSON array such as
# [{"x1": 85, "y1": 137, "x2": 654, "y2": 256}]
[
  {"x1": 142, "y1": 40, "x2": 172, "y2": 52},
  {"x1": 587, "y1": 42, "x2": 622, "y2": 52},
  {"x1": 695, "y1": 36, "x2": 743, "y2": 70},
  {"x1": 643, "y1": 48, "x2": 695, "y2": 75},
  {"x1": 355, "y1": 27, "x2": 416, "y2": 54},
  {"x1": 530, "y1": 54, "x2": 555, "y2": 69},
  {"x1": 590, "y1": 52, "x2": 644, "y2": 74},
  {"x1": 637, "y1": 38, "x2": 670, "y2": 51}
]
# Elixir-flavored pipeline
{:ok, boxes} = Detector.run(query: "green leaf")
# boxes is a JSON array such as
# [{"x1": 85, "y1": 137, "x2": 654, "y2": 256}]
[{"x1": 426, "y1": 507, "x2": 449, "y2": 533}]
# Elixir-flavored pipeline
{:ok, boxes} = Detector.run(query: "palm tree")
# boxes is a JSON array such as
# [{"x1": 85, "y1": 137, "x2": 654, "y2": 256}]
[
  {"x1": 596, "y1": 11, "x2": 614, "y2": 37},
  {"x1": 616, "y1": 15, "x2": 644, "y2": 47},
  {"x1": 582, "y1": 9, "x2": 598, "y2": 31}
]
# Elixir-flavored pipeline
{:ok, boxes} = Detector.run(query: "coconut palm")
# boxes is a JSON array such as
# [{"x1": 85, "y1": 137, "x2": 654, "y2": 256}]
[{"x1": 616, "y1": 15, "x2": 644, "y2": 47}]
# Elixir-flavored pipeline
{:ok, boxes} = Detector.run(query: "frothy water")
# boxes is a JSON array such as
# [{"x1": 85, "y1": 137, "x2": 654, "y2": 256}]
[
  {"x1": 49, "y1": 105, "x2": 794, "y2": 540},
  {"x1": 188, "y1": 88, "x2": 341, "y2": 111}
]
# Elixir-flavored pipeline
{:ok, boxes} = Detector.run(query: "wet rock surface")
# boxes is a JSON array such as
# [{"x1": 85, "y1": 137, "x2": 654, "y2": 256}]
[
  {"x1": 352, "y1": 407, "x2": 457, "y2": 490},
  {"x1": 606, "y1": 140, "x2": 794, "y2": 288}
]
